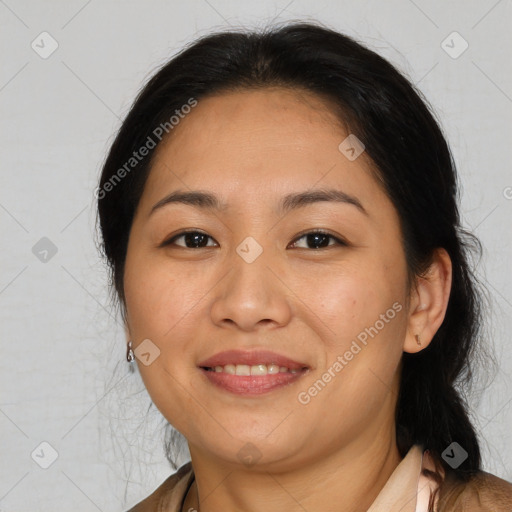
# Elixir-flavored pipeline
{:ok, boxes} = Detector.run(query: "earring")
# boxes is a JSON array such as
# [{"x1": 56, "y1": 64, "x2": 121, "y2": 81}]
[
  {"x1": 126, "y1": 340, "x2": 135, "y2": 362},
  {"x1": 415, "y1": 334, "x2": 422, "y2": 346}
]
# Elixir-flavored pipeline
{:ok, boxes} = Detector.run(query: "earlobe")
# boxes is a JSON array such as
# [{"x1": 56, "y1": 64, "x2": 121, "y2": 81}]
[{"x1": 403, "y1": 248, "x2": 452, "y2": 354}]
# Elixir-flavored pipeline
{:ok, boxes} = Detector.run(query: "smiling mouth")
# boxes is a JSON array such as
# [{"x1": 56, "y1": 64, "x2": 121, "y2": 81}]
[{"x1": 197, "y1": 349, "x2": 310, "y2": 395}]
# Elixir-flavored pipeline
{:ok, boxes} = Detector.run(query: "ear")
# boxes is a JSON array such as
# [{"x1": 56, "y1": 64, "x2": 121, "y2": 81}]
[{"x1": 403, "y1": 248, "x2": 452, "y2": 354}]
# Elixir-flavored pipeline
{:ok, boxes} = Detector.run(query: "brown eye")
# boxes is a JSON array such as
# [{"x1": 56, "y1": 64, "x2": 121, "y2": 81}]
[
  {"x1": 289, "y1": 230, "x2": 347, "y2": 250},
  {"x1": 162, "y1": 231, "x2": 217, "y2": 249}
]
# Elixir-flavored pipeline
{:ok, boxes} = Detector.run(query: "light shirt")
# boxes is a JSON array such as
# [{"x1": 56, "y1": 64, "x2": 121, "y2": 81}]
[{"x1": 368, "y1": 444, "x2": 440, "y2": 512}]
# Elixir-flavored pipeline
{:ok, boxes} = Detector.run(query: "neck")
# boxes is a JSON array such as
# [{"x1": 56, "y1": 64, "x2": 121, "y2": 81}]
[{"x1": 184, "y1": 426, "x2": 403, "y2": 512}]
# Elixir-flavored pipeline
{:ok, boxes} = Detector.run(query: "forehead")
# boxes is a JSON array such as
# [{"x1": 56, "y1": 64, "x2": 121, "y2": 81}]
[
  {"x1": 158, "y1": 87, "x2": 346, "y2": 153},
  {"x1": 141, "y1": 88, "x2": 390, "y2": 221}
]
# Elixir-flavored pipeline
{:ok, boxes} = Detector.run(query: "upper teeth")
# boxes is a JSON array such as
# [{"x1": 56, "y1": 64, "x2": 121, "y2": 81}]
[{"x1": 211, "y1": 364, "x2": 299, "y2": 375}]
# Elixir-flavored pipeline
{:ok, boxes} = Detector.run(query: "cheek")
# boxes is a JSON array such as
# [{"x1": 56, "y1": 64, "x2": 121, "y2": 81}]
[
  {"x1": 314, "y1": 263, "x2": 400, "y2": 338},
  {"x1": 310, "y1": 262, "x2": 406, "y2": 393},
  {"x1": 123, "y1": 253, "x2": 202, "y2": 426},
  {"x1": 123, "y1": 249, "x2": 205, "y2": 338}
]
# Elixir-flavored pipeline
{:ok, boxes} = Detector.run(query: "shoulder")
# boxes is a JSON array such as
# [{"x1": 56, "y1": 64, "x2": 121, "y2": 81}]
[
  {"x1": 437, "y1": 470, "x2": 512, "y2": 511},
  {"x1": 125, "y1": 462, "x2": 194, "y2": 512}
]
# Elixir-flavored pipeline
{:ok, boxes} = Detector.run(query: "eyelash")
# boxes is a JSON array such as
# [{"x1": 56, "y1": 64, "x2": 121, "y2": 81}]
[{"x1": 160, "y1": 229, "x2": 348, "y2": 250}]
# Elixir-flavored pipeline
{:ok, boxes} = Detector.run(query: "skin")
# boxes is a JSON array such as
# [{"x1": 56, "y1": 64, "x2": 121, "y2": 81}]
[{"x1": 123, "y1": 88, "x2": 452, "y2": 512}]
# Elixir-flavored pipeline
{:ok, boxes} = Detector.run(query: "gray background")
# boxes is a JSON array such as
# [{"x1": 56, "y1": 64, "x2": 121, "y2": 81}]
[{"x1": 1, "y1": 0, "x2": 511, "y2": 510}]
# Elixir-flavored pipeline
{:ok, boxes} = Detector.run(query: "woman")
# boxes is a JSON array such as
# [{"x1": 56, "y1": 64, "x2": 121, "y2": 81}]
[{"x1": 96, "y1": 21, "x2": 512, "y2": 512}]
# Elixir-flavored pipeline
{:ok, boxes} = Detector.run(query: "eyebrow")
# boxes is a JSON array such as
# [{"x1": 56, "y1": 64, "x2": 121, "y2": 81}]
[{"x1": 149, "y1": 188, "x2": 368, "y2": 217}]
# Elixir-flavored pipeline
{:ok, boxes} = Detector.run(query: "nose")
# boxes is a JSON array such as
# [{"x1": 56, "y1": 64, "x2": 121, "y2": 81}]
[{"x1": 210, "y1": 244, "x2": 292, "y2": 332}]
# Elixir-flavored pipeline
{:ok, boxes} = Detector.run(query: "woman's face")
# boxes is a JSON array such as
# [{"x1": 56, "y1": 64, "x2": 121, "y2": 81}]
[{"x1": 123, "y1": 88, "x2": 413, "y2": 470}]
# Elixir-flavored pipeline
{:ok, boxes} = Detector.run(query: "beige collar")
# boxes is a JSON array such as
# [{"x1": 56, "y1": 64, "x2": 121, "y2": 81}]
[{"x1": 368, "y1": 444, "x2": 439, "y2": 512}]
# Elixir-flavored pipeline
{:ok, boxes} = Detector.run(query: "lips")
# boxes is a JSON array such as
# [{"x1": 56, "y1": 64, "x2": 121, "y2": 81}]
[
  {"x1": 198, "y1": 349, "x2": 309, "y2": 371},
  {"x1": 198, "y1": 349, "x2": 310, "y2": 396}
]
